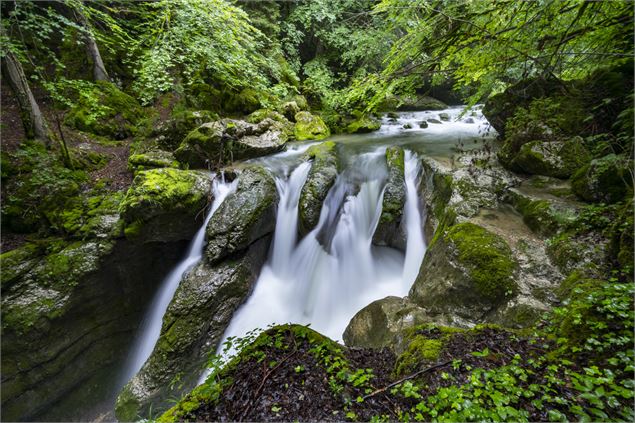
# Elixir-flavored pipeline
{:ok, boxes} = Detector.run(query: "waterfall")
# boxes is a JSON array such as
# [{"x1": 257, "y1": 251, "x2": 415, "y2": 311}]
[
  {"x1": 211, "y1": 149, "x2": 426, "y2": 365},
  {"x1": 120, "y1": 173, "x2": 238, "y2": 386}
]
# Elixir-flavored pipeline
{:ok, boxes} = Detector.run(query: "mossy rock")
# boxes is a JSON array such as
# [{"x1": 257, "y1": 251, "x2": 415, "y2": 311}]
[
  {"x1": 154, "y1": 109, "x2": 218, "y2": 151},
  {"x1": 410, "y1": 222, "x2": 517, "y2": 321},
  {"x1": 298, "y1": 141, "x2": 339, "y2": 234},
  {"x1": 373, "y1": 146, "x2": 407, "y2": 250},
  {"x1": 571, "y1": 154, "x2": 633, "y2": 203},
  {"x1": 205, "y1": 166, "x2": 278, "y2": 263},
  {"x1": 343, "y1": 296, "x2": 429, "y2": 349},
  {"x1": 64, "y1": 81, "x2": 146, "y2": 139},
  {"x1": 222, "y1": 87, "x2": 268, "y2": 114},
  {"x1": 119, "y1": 168, "x2": 212, "y2": 242},
  {"x1": 128, "y1": 150, "x2": 180, "y2": 173},
  {"x1": 394, "y1": 324, "x2": 464, "y2": 375},
  {"x1": 507, "y1": 188, "x2": 578, "y2": 237},
  {"x1": 247, "y1": 109, "x2": 294, "y2": 138},
  {"x1": 294, "y1": 111, "x2": 330, "y2": 141},
  {"x1": 396, "y1": 95, "x2": 448, "y2": 111},
  {"x1": 345, "y1": 115, "x2": 381, "y2": 134},
  {"x1": 510, "y1": 137, "x2": 591, "y2": 178}
]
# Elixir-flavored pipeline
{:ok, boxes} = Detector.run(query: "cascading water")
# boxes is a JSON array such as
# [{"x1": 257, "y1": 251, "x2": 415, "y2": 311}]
[
  {"x1": 120, "y1": 174, "x2": 238, "y2": 385},
  {"x1": 210, "y1": 148, "x2": 427, "y2": 367}
]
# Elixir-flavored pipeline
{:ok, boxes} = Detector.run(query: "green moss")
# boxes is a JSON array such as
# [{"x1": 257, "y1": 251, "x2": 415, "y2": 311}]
[
  {"x1": 446, "y1": 222, "x2": 517, "y2": 301},
  {"x1": 129, "y1": 151, "x2": 179, "y2": 172},
  {"x1": 294, "y1": 111, "x2": 330, "y2": 140},
  {"x1": 571, "y1": 154, "x2": 632, "y2": 203},
  {"x1": 511, "y1": 192, "x2": 576, "y2": 237},
  {"x1": 64, "y1": 81, "x2": 146, "y2": 140},
  {"x1": 345, "y1": 115, "x2": 381, "y2": 134},
  {"x1": 395, "y1": 324, "x2": 465, "y2": 375},
  {"x1": 114, "y1": 386, "x2": 142, "y2": 422}
]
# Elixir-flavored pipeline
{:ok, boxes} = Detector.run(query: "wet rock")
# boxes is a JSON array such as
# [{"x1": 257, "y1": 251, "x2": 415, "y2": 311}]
[
  {"x1": 571, "y1": 153, "x2": 632, "y2": 203},
  {"x1": 410, "y1": 222, "x2": 518, "y2": 324},
  {"x1": 510, "y1": 137, "x2": 591, "y2": 178},
  {"x1": 427, "y1": 118, "x2": 442, "y2": 124},
  {"x1": 419, "y1": 121, "x2": 428, "y2": 128},
  {"x1": 280, "y1": 101, "x2": 301, "y2": 121},
  {"x1": 373, "y1": 146, "x2": 407, "y2": 250},
  {"x1": 396, "y1": 95, "x2": 447, "y2": 111},
  {"x1": 438, "y1": 112, "x2": 450, "y2": 121},
  {"x1": 298, "y1": 142, "x2": 339, "y2": 234},
  {"x1": 463, "y1": 117, "x2": 475, "y2": 124},
  {"x1": 386, "y1": 112, "x2": 399, "y2": 119},
  {"x1": 402, "y1": 123, "x2": 413, "y2": 129},
  {"x1": 294, "y1": 111, "x2": 330, "y2": 140},
  {"x1": 119, "y1": 168, "x2": 212, "y2": 243},
  {"x1": 345, "y1": 115, "x2": 381, "y2": 134},
  {"x1": 115, "y1": 236, "x2": 271, "y2": 422},
  {"x1": 343, "y1": 296, "x2": 430, "y2": 349},
  {"x1": 175, "y1": 118, "x2": 288, "y2": 168},
  {"x1": 205, "y1": 166, "x2": 278, "y2": 263}
]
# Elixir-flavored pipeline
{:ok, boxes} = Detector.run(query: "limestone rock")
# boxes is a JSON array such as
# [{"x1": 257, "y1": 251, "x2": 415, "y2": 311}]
[{"x1": 373, "y1": 146, "x2": 407, "y2": 250}]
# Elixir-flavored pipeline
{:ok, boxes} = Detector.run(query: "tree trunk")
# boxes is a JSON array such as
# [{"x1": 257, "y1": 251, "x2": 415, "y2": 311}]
[
  {"x1": 1, "y1": 50, "x2": 53, "y2": 145},
  {"x1": 75, "y1": 9, "x2": 109, "y2": 82}
]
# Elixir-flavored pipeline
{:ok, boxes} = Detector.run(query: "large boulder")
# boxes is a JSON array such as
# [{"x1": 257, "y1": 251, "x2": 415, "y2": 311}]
[
  {"x1": 298, "y1": 141, "x2": 339, "y2": 234},
  {"x1": 373, "y1": 146, "x2": 406, "y2": 250},
  {"x1": 343, "y1": 296, "x2": 429, "y2": 349},
  {"x1": 115, "y1": 237, "x2": 271, "y2": 422},
  {"x1": 153, "y1": 109, "x2": 217, "y2": 151},
  {"x1": 571, "y1": 154, "x2": 633, "y2": 203},
  {"x1": 175, "y1": 118, "x2": 288, "y2": 168},
  {"x1": 205, "y1": 166, "x2": 278, "y2": 263},
  {"x1": 395, "y1": 95, "x2": 448, "y2": 111},
  {"x1": 509, "y1": 137, "x2": 591, "y2": 178},
  {"x1": 294, "y1": 111, "x2": 330, "y2": 140},
  {"x1": 410, "y1": 222, "x2": 517, "y2": 324},
  {"x1": 345, "y1": 115, "x2": 381, "y2": 134},
  {"x1": 119, "y1": 168, "x2": 212, "y2": 242}
]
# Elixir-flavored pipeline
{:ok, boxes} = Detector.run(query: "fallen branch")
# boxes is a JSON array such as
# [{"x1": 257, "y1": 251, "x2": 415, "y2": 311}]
[{"x1": 362, "y1": 360, "x2": 452, "y2": 401}]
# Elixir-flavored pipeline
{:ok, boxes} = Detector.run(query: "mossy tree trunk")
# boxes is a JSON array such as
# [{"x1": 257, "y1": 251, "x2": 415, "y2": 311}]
[
  {"x1": 75, "y1": 8, "x2": 109, "y2": 82},
  {"x1": 1, "y1": 50, "x2": 53, "y2": 146}
]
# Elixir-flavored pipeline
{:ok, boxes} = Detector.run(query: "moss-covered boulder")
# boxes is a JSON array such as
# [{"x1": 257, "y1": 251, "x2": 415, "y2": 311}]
[
  {"x1": 294, "y1": 111, "x2": 330, "y2": 140},
  {"x1": 128, "y1": 150, "x2": 180, "y2": 173},
  {"x1": 205, "y1": 166, "x2": 278, "y2": 263},
  {"x1": 222, "y1": 87, "x2": 266, "y2": 114},
  {"x1": 64, "y1": 81, "x2": 146, "y2": 139},
  {"x1": 396, "y1": 95, "x2": 448, "y2": 111},
  {"x1": 373, "y1": 146, "x2": 407, "y2": 250},
  {"x1": 119, "y1": 168, "x2": 212, "y2": 242},
  {"x1": 247, "y1": 108, "x2": 294, "y2": 138},
  {"x1": 298, "y1": 141, "x2": 339, "y2": 234},
  {"x1": 343, "y1": 296, "x2": 429, "y2": 349},
  {"x1": 345, "y1": 115, "x2": 381, "y2": 134},
  {"x1": 394, "y1": 324, "x2": 464, "y2": 375},
  {"x1": 508, "y1": 137, "x2": 591, "y2": 178},
  {"x1": 153, "y1": 109, "x2": 217, "y2": 151},
  {"x1": 410, "y1": 222, "x2": 517, "y2": 323},
  {"x1": 571, "y1": 154, "x2": 633, "y2": 203},
  {"x1": 115, "y1": 237, "x2": 271, "y2": 422},
  {"x1": 175, "y1": 118, "x2": 288, "y2": 168}
]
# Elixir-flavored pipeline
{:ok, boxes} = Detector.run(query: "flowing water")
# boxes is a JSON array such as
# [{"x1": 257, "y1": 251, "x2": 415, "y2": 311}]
[{"x1": 120, "y1": 174, "x2": 238, "y2": 386}]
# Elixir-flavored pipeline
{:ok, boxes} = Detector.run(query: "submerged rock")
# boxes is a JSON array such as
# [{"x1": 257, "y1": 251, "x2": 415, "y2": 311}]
[
  {"x1": 175, "y1": 118, "x2": 288, "y2": 168},
  {"x1": 294, "y1": 111, "x2": 330, "y2": 140},
  {"x1": 571, "y1": 153, "x2": 632, "y2": 203},
  {"x1": 427, "y1": 118, "x2": 442, "y2": 124},
  {"x1": 298, "y1": 141, "x2": 339, "y2": 234},
  {"x1": 343, "y1": 296, "x2": 429, "y2": 349},
  {"x1": 373, "y1": 146, "x2": 407, "y2": 250},
  {"x1": 205, "y1": 166, "x2": 278, "y2": 263},
  {"x1": 119, "y1": 168, "x2": 212, "y2": 242},
  {"x1": 410, "y1": 222, "x2": 518, "y2": 324}
]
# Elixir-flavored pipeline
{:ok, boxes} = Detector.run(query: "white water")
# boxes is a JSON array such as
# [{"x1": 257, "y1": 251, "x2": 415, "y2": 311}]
[
  {"x1": 207, "y1": 148, "x2": 427, "y2": 370},
  {"x1": 120, "y1": 174, "x2": 238, "y2": 385}
]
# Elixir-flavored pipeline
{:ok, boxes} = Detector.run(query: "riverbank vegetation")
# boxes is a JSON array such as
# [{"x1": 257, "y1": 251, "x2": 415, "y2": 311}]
[{"x1": 1, "y1": 1, "x2": 633, "y2": 421}]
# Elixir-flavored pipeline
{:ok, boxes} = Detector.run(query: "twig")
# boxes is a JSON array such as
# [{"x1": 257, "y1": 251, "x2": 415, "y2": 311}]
[{"x1": 361, "y1": 360, "x2": 452, "y2": 401}]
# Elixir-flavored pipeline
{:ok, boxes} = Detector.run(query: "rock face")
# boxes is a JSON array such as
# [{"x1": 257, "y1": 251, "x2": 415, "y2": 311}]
[
  {"x1": 115, "y1": 165, "x2": 278, "y2": 421},
  {"x1": 571, "y1": 154, "x2": 632, "y2": 203},
  {"x1": 298, "y1": 141, "x2": 339, "y2": 234},
  {"x1": 294, "y1": 111, "x2": 330, "y2": 140},
  {"x1": 343, "y1": 296, "x2": 429, "y2": 349},
  {"x1": 175, "y1": 118, "x2": 288, "y2": 168},
  {"x1": 508, "y1": 137, "x2": 591, "y2": 178},
  {"x1": 373, "y1": 146, "x2": 407, "y2": 250},
  {"x1": 0, "y1": 237, "x2": 190, "y2": 421},
  {"x1": 119, "y1": 168, "x2": 212, "y2": 243},
  {"x1": 410, "y1": 222, "x2": 518, "y2": 324}
]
